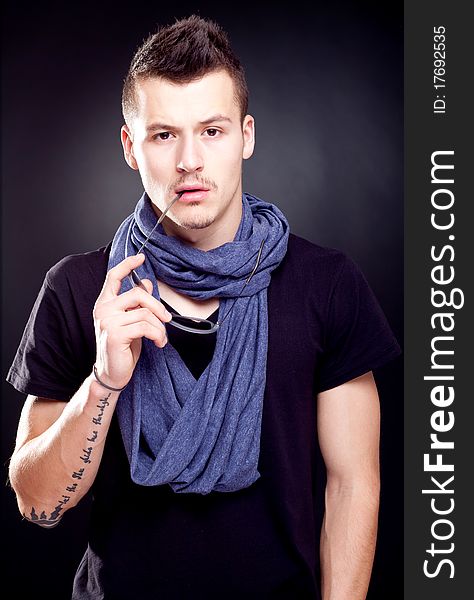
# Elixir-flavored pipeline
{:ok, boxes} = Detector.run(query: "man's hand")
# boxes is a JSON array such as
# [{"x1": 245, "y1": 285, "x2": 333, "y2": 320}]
[{"x1": 93, "y1": 253, "x2": 172, "y2": 390}]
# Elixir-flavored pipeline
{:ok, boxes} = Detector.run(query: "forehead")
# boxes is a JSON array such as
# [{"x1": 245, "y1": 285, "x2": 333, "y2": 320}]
[{"x1": 132, "y1": 70, "x2": 239, "y2": 125}]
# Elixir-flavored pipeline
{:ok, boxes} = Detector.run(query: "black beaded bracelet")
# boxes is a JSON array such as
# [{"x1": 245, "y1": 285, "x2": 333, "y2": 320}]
[{"x1": 93, "y1": 364, "x2": 127, "y2": 392}]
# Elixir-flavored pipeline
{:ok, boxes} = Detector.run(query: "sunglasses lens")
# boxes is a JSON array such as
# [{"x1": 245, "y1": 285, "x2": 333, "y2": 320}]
[{"x1": 169, "y1": 314, "x2": 217, "y2": 334}]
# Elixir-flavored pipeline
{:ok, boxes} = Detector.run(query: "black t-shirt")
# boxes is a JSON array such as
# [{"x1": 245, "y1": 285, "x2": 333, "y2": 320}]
[
  {"x1": 159, "y1": 297, "x2": 218, "y2": 380},
  {"x1": 7, "y1": 233, "x2": 401, "y2": 599}
]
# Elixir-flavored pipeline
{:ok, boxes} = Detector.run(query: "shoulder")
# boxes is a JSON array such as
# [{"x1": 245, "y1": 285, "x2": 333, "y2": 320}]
[
  {"x1": 281, "y1": 233, "x2": 355, "y2": 289},
  {"x1": 269, "y1": 233, "x2": 365, "y2": 328},
  {"x1": 45, "y1": 242, "x2": 112, "y2": 294},
  {"x1": 283, "y1": 234, "x2": 383, "y2": 319}
]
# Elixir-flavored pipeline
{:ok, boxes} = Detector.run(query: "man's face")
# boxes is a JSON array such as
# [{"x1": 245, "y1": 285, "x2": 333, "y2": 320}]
[{"x1": 121, "y1": 70, "x2": 254, "y2": 233}]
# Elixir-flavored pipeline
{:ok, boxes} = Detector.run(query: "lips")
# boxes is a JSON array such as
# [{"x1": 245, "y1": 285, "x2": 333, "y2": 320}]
[
  {"x1": 175, "y1": 184, "x2": 210, "y2": 194},
  {"x1": 175, "y1": 184, "x2": 210, "y2": 203}
]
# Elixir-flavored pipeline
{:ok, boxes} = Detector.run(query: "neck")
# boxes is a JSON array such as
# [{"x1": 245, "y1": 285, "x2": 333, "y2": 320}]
[{"x1": 160, "y1": 195, "x2": 243, "y2": 252}]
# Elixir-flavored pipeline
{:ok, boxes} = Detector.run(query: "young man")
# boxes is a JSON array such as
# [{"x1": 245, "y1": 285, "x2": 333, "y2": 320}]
[{"x1": 7, "y1": 15, "x2": 400, "y2": 599}]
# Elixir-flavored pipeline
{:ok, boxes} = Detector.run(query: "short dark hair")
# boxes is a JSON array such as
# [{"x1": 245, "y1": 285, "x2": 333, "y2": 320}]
[{"x1": 122, "y1": 15, "x2": 249, "y2": 125}]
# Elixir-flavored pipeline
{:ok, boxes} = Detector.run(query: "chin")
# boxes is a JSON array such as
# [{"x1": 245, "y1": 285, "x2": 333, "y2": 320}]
[
  {"x1": 177, "y1": 217, "x2": 216, "y2": 230},
  {"x1": 173, "y1": 207, "x2": 216, "y2": 230}
]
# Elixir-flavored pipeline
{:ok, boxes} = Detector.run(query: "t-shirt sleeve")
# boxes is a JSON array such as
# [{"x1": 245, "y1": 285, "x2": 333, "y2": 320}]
[
  {"x1": 6, "y1": 259, "x2": 98, "y2": 401},
  {"x1": 316, "y1": 254, "x2": 401, "y2": 393}
]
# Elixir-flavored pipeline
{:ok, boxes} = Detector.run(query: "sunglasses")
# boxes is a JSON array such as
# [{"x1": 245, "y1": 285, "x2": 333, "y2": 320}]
[{"x1": 128, "y1": 193, "x2": 264, "y2": 334}]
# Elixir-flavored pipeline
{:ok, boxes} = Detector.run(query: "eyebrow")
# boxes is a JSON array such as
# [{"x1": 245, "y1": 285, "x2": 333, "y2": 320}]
[{"x1": 145, "y1": 114, "x2": 233, "y2": 133}]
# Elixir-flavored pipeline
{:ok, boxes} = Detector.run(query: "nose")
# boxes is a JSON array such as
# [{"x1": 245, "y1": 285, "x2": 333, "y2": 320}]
[{"x1": 176, "y1": 136, "x2": 204, "y2": 174}]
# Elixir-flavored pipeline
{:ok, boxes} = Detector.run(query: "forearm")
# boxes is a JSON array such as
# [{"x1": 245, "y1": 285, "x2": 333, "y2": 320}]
[
  {"x1": 9, "y1": 375, "x2": 120, "y2": 527},
  {"x1": 320, "y1": 477, "x2": 380, "y2": 600}
]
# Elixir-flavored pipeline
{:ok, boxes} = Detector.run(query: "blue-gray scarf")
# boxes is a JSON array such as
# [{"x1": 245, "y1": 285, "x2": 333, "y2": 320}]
[{"x1": 107, "y1": 192, "x2": 289, "y2": 494}]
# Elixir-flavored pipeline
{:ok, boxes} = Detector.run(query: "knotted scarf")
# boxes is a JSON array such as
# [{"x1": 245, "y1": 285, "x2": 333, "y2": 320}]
[{"x1": 107, "y1": 191, "x2": 289, "y2": 494}]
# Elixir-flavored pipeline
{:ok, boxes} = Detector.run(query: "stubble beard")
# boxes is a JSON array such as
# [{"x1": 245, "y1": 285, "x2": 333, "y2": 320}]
[
  {"x1": 173, "y1": 204, "x2": 217, "y2": 230},
  {"x1": 150, "y1": 176, "x2": 220, "y2": 230},
  {"x1": 151, "y1": 193, "x2": 217, "y2": 230}
]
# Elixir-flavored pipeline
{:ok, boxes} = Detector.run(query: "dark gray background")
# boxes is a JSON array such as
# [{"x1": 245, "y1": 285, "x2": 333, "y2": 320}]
[{"x1": 2, "y1": 1, "x2": 403, "y2": 597}]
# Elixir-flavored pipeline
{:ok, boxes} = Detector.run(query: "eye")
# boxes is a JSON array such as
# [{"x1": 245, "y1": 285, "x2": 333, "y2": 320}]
[
  {"x1": 205, "y1": 128, "x2": 220, "y2": 137},
  {"x1": 153, "y1": 132, "x2": 172, "y2": 141}
]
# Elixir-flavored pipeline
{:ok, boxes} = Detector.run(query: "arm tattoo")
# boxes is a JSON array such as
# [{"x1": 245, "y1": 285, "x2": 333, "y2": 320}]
[{"x1": 24, "y1": 391, "x2": 112, "y2": 528}]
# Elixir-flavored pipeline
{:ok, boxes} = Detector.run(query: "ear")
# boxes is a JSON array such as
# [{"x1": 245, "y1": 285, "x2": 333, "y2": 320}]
[
  {"x1": 242, "y1": 114, "x2": 255, "y2": 160},
  {"x1": 120, "y1": 124, "x2": 139, "y2": 170}
]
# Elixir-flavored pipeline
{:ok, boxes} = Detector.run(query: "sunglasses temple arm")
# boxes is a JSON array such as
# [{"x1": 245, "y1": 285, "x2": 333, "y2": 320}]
[
  {"x1": 217, "y1": 239, "x2": 265, "y2": 326},
  {"x1": 135, "y1": 192, "x2": 183, "y2": 255},
  {"x1": 128, "y1": 192, "x2": 184, "y2": 286},
  {"x1": 217, "y1": 297, "x2": 239, "y2": 326}
]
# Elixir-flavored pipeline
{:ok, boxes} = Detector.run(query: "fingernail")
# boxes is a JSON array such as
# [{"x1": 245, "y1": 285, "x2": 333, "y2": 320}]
[{"x1": 165, "y1": 310, "x2": 172, "y2": 319}]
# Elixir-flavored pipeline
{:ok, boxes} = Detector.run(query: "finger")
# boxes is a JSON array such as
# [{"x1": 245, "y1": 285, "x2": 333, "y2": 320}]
[
  {"x1": 114, "y1": 287, "x2": 172, "y2": 322},
  {"x1": 105, "y1": 307, "x2": 168, "y2": 332},
  {"x1": 117, "y1": 320, "x2": 168, "y2": 348},
  {"x1": 123, "y1": 278, "x2": 154, "y2": 312},
  {"x1": 97, "y1": 254, "x2": 145, "y2": 302},
  {"x1": 140, "y1": 278, "x2": 154, "y2": 295}
]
